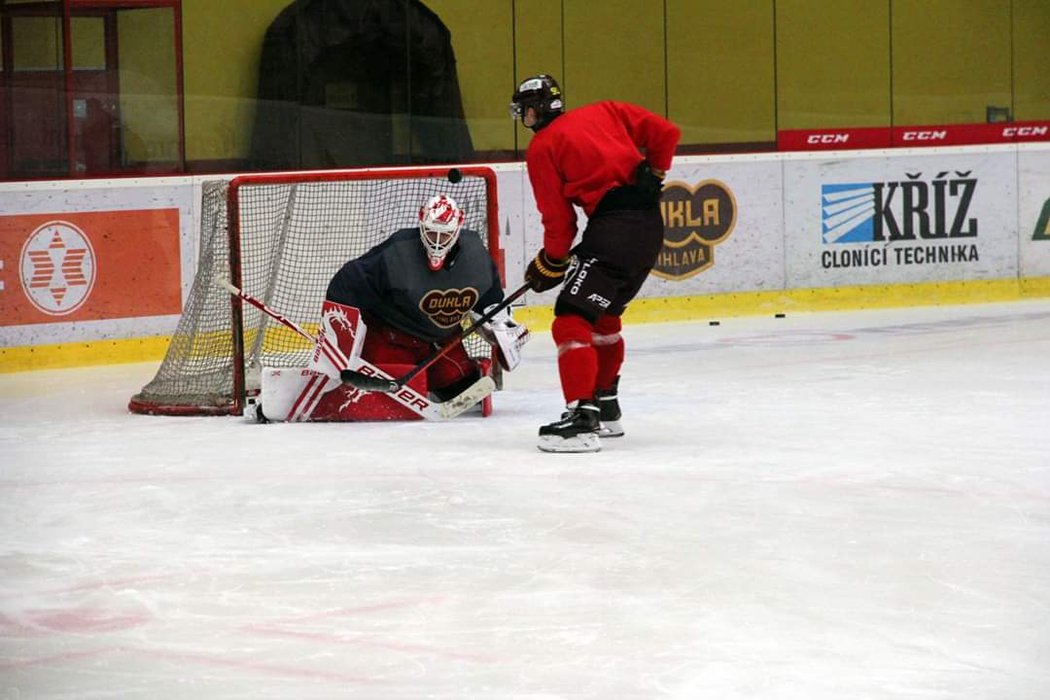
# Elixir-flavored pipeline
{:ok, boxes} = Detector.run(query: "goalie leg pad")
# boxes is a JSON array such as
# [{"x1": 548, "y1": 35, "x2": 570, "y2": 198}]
[
  {"x1": 260, "y1": 364, "x2": 431, "y2": 422},
  {"x1": 259, "y1": 364, "x2": 488, "y2": 421},
  {"x1": 311, "y1": 301, "x2": 367, "y2": 380},
  {"x1": 310, "y1": 363, "x2": 429, "y2": 421},
  {"x1": 259, "y1": 368, "x2": 340, "y2": 422}
]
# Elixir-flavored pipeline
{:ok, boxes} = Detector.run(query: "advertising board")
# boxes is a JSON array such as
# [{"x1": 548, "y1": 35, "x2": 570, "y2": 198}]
[{"x1": 782, "y1": 147, "x2": 1018, "y2": 289}]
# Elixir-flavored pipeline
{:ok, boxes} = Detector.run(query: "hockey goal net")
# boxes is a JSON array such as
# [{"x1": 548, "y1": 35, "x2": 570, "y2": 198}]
[{"x1": 130, "y1": 166, "x2": 501, "y2": 416}]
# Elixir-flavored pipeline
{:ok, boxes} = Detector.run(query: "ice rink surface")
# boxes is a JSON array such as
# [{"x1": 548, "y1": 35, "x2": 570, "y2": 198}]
[{"x1": 2, "y1": 299, "x2": 1049, "y2": 699}]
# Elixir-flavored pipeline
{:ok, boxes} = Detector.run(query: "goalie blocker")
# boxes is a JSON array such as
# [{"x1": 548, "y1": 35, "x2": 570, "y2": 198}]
[{"x1": 249, "y1": 301, "x2": 496, "y2": 423}]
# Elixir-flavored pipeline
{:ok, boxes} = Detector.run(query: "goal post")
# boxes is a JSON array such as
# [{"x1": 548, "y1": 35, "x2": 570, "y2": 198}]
[{"x1": 130, "y1": 166, "x2": 502, "y2": 416}]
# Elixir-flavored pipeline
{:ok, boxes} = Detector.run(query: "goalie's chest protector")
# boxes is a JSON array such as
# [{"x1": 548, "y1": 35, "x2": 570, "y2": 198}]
[{"x1": 378, "y1": 229, "x2": 494, "y2": 342}]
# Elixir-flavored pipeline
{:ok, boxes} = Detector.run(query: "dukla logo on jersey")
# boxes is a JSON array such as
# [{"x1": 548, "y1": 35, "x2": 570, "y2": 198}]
[
  {"x1": 420, "y1": 287, "x2": 479, "y2": 328},
  {"x1": 820, "y1": 171, "x2": 981, "y2": 269},
  {"x1": 653, "y1": 180, "x2": 736, "y2": 280}
]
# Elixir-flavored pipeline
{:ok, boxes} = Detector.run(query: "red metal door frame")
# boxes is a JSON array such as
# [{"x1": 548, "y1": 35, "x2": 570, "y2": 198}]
[{"x1": 1, "y1": 0, "x2": 184, "y2": 178}]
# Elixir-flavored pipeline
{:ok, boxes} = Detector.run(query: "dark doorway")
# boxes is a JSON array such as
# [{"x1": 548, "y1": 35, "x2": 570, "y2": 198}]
[{"x1": 250, "y1": 0, "x2": 474, "y2": 171}]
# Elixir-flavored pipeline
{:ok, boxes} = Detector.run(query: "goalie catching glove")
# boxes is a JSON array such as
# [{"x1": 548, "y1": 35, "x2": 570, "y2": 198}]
[{"x1": 472, "y1": 304, "x2": 530, "y2": 371}]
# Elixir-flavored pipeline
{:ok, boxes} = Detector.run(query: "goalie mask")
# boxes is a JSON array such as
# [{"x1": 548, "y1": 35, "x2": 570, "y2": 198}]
[
  {"x1": 418, "y1": 194, "x2": 465, "y2": 271},
  {"x1": 509, "y1": 74, "x2": 564, "y2": 131}
]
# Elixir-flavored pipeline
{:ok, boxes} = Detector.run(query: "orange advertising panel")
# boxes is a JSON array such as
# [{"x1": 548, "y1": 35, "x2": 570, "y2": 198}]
[{"x1": 0, "y1": 209, "x2": 182, "y2": 326}]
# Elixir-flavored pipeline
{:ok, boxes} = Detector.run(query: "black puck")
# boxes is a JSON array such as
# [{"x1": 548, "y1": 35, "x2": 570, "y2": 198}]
[
  {"x1": 709, "y1": 320, "x2": 720, "y2": 326},
  {"x1": 774, "y1": 313, "x2": 786, "y2": 318},
  {"x1": 447, "y1": 168, "x2": 463, "y2": 183}
]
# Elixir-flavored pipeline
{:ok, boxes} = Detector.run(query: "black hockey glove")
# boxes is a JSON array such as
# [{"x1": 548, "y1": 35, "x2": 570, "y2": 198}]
[
  {"x1": 634, "y1": 160, "x2": 666, "y2": 202},
  {"x1": 525, "y1": 249, "x2": 570, "y2": 292}
]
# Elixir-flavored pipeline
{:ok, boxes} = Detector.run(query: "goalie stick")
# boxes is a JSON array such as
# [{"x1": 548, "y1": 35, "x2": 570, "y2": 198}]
[
  {"x1": 339, "y1": 282, "x2": 531, "y2": 392},
  {"x1": 214, "y1": 276, "x2": 494, "y2": 420}
]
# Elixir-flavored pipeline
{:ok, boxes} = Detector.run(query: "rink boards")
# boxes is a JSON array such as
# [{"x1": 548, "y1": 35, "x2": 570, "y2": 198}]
[{"x1": 2, "y1": 143, "x2": 1049, "y2": 371}]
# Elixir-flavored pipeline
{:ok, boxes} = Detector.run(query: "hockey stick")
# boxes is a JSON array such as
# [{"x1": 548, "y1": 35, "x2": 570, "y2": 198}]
[
  {"x1": 215, "y1": 276, "x2": 316, "y2": 345},
  {"x1": 213, "y1": 276, "x2": 494, "y2": 420},
  {"x1": 339, "y1": 282, "x2": 531, "y2": 392}
]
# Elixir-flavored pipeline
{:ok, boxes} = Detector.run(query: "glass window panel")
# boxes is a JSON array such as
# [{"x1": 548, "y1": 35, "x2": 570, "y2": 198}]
[
  {"x1": 1013, "y1": 0, "x2": 1050, "y2": 121},
  {"x1": 8, "y1": 16, "x2": 67, "y2": 176},
  {"x1": 892, "y1": 0, "x2": 1011, "y2": 125},
  {"x1": 118, "y1": 7, "x2": 179, "y2": 167},
  {"x1": 12, "y1": 16, "x2": 62, "y2": 70},
  {"x1": 72, "y1": 16, "x2": 106, "y2": 70},
  {"x1": 775, "y1": 0, "x2": 890, "y2": 129},
  {"x1": 669, "y1": 0, "x2": 775, "y2": 147},
  {"x1": 563, "y1": 0, "x2": 665, "y2": 111},
  {"x1": 511, "y1": 0, "x2": 563, "y2": 154}
]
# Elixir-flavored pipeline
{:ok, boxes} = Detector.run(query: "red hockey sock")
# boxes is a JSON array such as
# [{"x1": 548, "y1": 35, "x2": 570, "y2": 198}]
[
  {"x1": 551, "y1": 314, "x2": 598, "y2": 404},
  {"x1": 593, "y1": 314, "x2": 624, "y2": 390}
]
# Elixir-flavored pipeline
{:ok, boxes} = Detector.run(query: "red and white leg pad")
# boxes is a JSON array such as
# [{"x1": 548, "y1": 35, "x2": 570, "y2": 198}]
[
  {"x1": 258, "y1": 360, "x2": 434, "y2": 422},
  {"x1": 308, "y1": 362, "x2": 431, "y2": 421},
  {"x1": 309, "y1": 301, "x2": 366, "y2": 381},
  {"x1": 252, "y1": 299, "x2": 496, "y2": 422}
]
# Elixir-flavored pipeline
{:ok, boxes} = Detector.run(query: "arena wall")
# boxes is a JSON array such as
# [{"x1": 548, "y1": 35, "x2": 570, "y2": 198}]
[{"x1": 2, "y1": 143, "x2": 1048, "y2": 372}]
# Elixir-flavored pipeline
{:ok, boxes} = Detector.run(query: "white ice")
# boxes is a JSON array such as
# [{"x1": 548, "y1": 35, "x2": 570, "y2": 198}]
[{"x1": 1, "y1": 300, "x2": 1049, "y2": 699}]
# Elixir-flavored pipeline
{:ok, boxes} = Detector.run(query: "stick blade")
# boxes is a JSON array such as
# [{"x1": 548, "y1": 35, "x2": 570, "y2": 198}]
[
  {"x1": 340, "y1": 369, "x2": 399, "y2": 393},
  {"x1": 439, "y1": 376, "x2": 496, "y2": 419},
  {"x1": 213, "y1": 275, "x2": 239, "y2": 294}
]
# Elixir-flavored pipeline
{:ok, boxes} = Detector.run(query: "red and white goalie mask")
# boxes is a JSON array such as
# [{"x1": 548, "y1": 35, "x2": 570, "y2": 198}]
[{"x1": 419, "y1": 194, "x2": 465, "y2": 271}]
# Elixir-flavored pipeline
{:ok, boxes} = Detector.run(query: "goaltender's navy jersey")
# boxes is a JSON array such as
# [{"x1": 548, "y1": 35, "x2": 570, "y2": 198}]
[{"x1": 325, "y1": 227, "x2": 504, "y2": 344}]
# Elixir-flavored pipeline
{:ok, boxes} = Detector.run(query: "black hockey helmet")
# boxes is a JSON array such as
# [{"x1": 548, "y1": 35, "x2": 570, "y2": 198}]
[{"x1": 509, "y1": 74, "x2": 564, "y2": 128}]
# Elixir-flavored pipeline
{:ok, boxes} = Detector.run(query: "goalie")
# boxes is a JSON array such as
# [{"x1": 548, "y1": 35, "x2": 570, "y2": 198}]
[{"x1": 253, "y1": 194, "x2": 529, "y2": 422}]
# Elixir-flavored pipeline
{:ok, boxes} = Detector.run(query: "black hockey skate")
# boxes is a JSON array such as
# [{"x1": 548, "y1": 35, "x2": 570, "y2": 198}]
[
  {"x1": 537, "y1": 400, "x2": 601, "y2": 453},
  {"x1": 595, "y1": 376, "x2": 624, "y2": 438}
]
